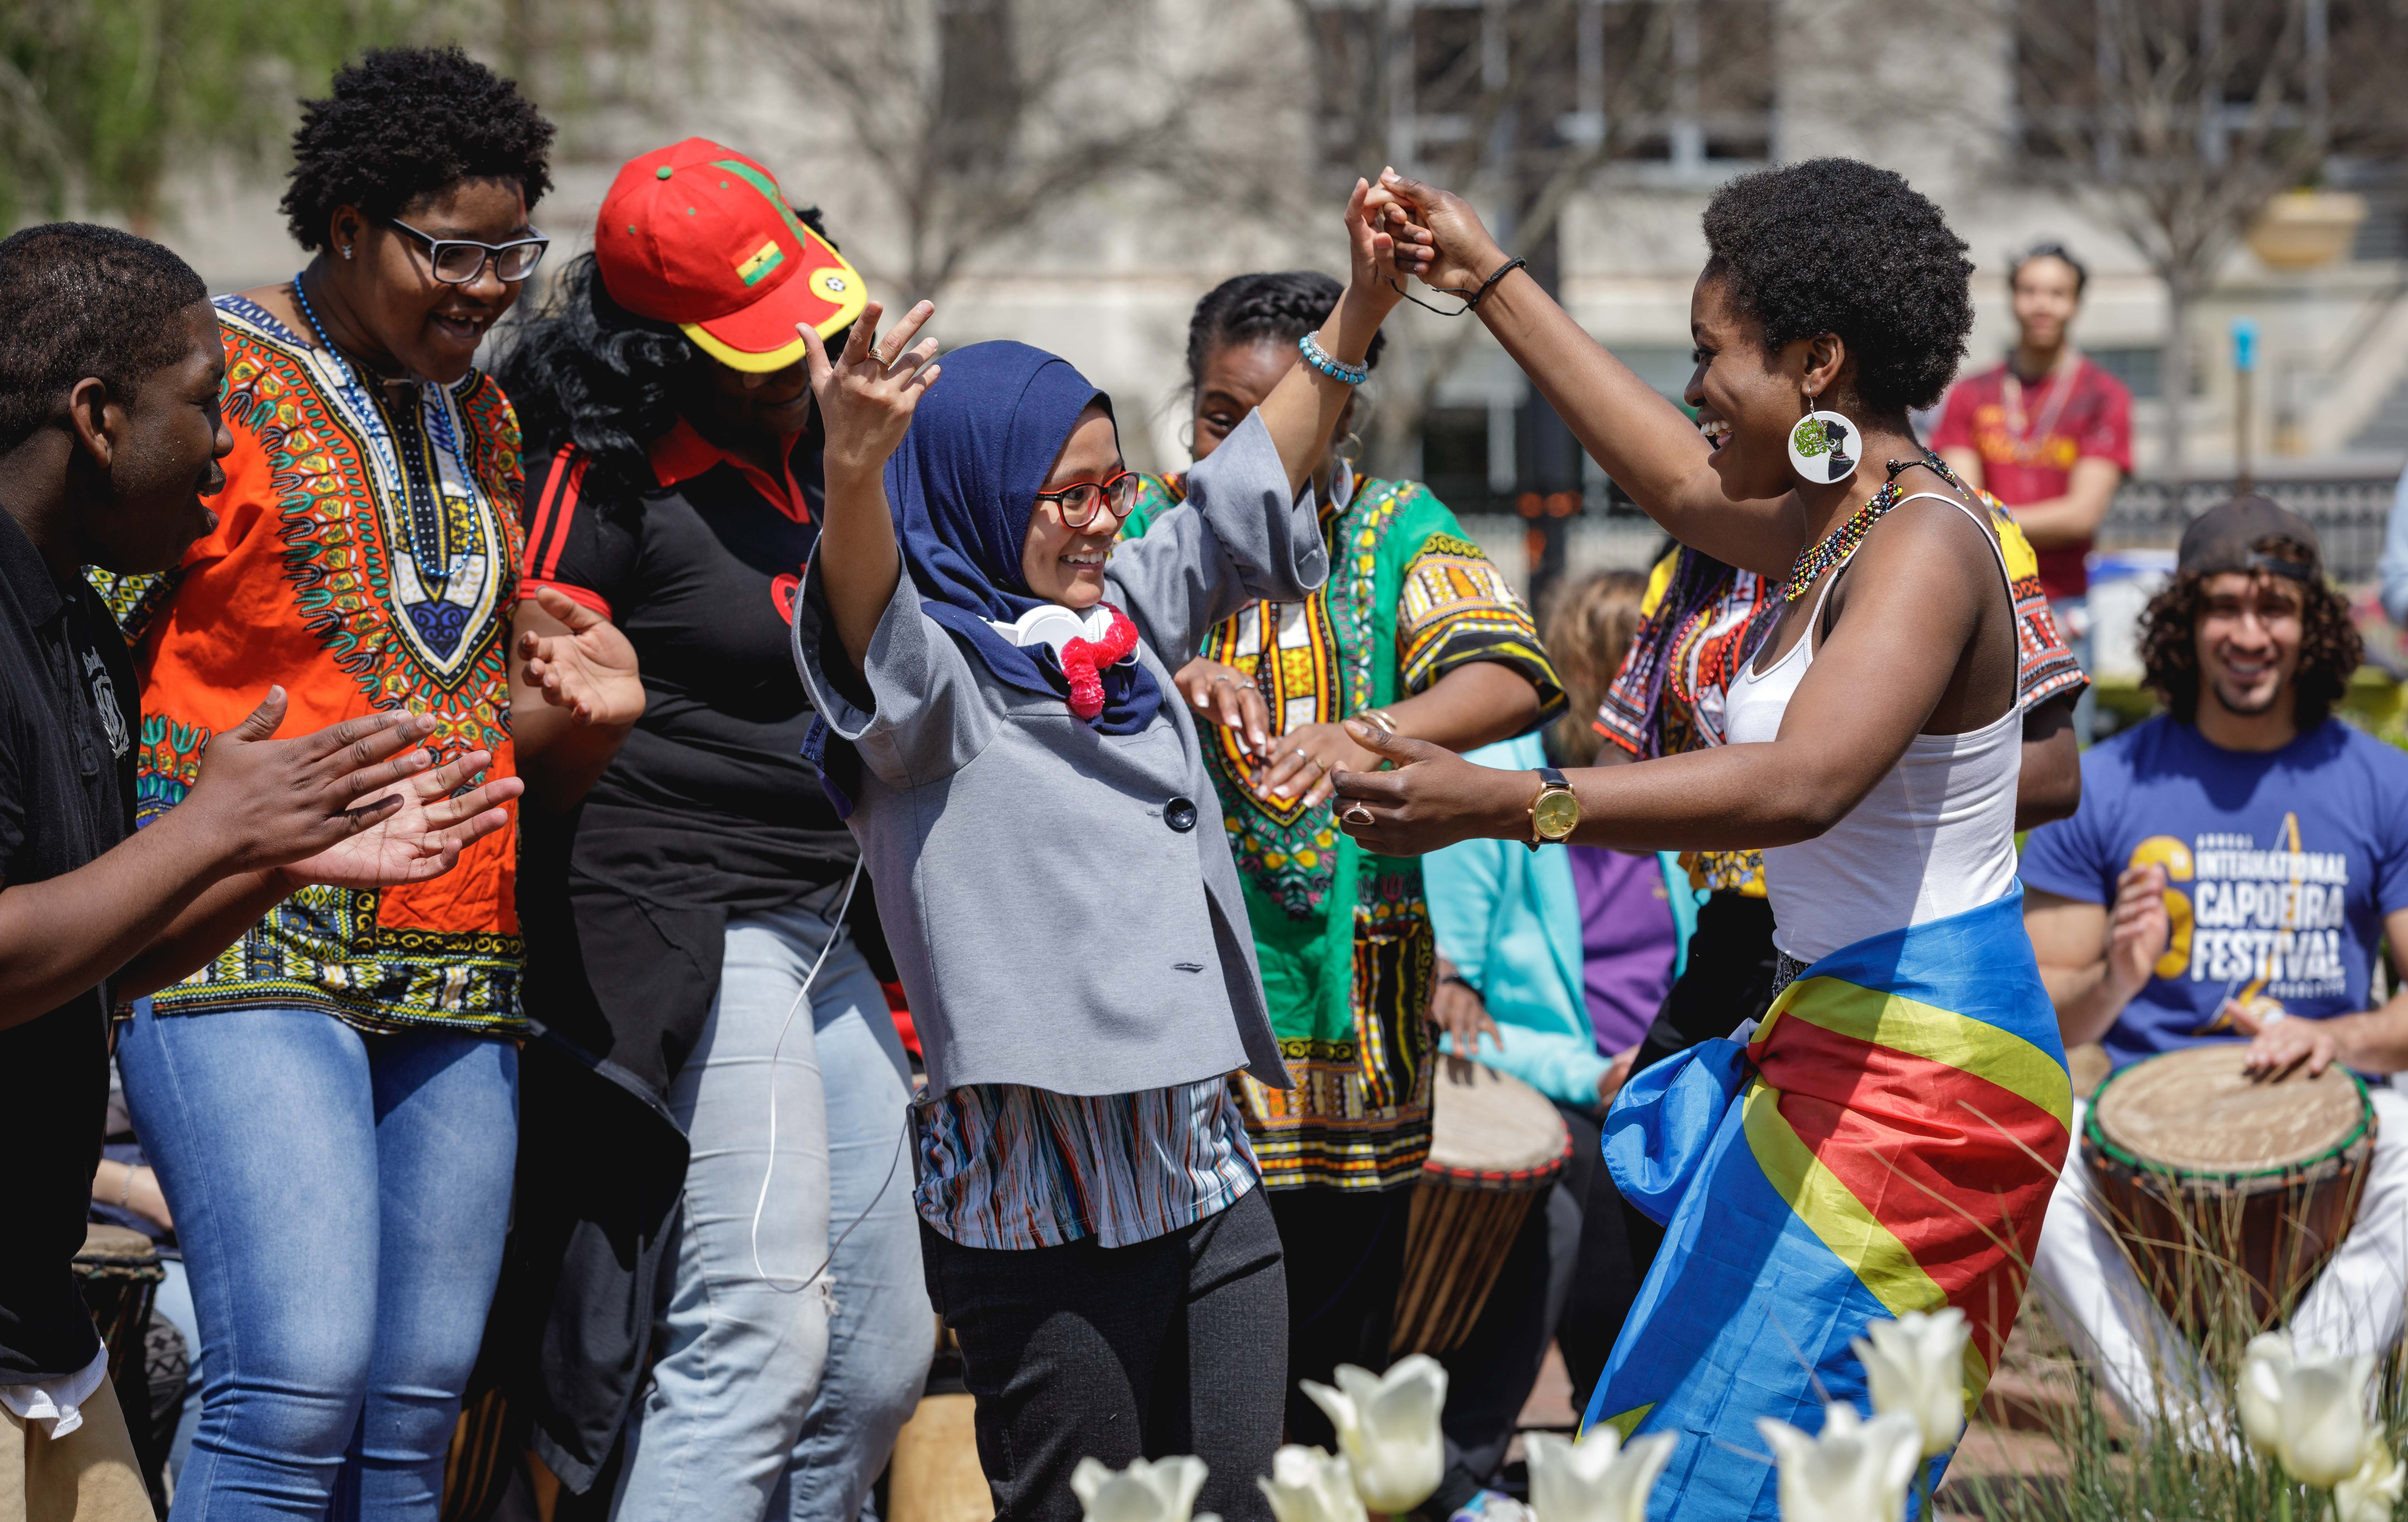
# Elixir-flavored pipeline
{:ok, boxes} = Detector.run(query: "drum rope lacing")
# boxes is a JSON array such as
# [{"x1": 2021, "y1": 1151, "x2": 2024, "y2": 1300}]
[{"x1": 751, "y1": 858, "x2": 912, "y2": 1296}]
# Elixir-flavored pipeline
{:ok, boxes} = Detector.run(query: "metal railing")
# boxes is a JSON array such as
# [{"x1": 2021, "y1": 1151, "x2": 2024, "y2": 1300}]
[
  {"x1": 2095, "y1": 476, "x2": 2400, "y2": 585},
  {"x1": 1440, "y1": 471, "x2": 2405, "y2": 588}
]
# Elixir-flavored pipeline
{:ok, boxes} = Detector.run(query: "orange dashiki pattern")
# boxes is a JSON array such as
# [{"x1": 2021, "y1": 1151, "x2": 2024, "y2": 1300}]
[{"x1": 94, "y1": 296, "x2": 526, "y2": 1034}]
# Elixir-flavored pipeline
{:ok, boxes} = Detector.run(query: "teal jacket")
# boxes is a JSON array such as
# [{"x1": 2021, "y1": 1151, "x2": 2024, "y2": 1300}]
[{"x1": 1422, "y1": 734, "x2": 1699, "y2": 1109}]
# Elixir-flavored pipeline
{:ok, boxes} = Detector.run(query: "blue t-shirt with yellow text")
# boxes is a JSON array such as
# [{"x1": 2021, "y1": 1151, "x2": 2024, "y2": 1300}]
[{"x1": 2018, "y1": 716, "x2": 2408, "y2": 1069}]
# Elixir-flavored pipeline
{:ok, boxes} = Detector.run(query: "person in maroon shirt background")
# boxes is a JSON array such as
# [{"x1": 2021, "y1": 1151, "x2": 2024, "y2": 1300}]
[{"x1": 1934, "y1": 242, "x2": 2131, "y2": 739}]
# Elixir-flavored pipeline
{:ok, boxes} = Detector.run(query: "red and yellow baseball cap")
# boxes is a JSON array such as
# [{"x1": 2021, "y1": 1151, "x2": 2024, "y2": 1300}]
[{"x1": 595, "y1": 138, "x2": 869, "y2": 372}]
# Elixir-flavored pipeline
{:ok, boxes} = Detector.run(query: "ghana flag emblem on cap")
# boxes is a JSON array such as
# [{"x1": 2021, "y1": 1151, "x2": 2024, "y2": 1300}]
[
  {"x1": 595, "y1": 137, "x2": 870, "y2": 373},
  {"x1": 737, "y1": 239, "x2": 784, "y2": 286}
]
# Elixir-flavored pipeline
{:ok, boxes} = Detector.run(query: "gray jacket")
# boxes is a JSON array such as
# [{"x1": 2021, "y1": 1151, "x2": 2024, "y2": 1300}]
[{"x1": 792, "y1": 411, "x2": 1322, "y2": 1097}]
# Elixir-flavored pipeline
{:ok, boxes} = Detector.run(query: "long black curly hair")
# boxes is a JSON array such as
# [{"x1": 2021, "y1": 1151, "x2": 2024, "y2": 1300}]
[
  {"x1": 1700, "y1": 157, "x2": 1973, "y2": 421},
  {"x1": 493, "y1": 199, "x2": 846, "y2": 512},
  {"x1": 282, "y1": 47, "x2": 555, "y2": 250},
  {"x1": 1184, "y1": 270, "x2": 1387, "y2": 388},
  {"x1": 2138, "y1": 536, "x2": 2362, "y2": 727}
]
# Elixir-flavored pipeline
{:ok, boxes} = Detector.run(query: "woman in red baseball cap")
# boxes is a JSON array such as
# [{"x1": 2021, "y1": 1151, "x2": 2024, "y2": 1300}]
[{"x1": 493, "y1": 139, "x2": 923, "y2": 1522}]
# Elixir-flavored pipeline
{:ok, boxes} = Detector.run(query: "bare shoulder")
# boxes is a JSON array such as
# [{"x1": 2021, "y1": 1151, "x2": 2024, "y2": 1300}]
[{"x1": 1839, "y1": 484, "x2": 1999, "y2": 609}]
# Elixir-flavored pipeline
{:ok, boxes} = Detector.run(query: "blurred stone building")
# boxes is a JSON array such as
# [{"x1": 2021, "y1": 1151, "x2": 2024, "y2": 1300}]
[{"x1": 149, "y1": 0, "x2": 2408, "y2": 591}]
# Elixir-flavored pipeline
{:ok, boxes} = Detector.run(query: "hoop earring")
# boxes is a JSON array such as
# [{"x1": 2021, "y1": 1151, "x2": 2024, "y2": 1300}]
[
  {"x1": 1333, "y1": 430, "x2": 1364, "y2": 467},
  {"x1": 1787, "y1": 393, "x2": 1860, "y2": 485},
  {"x1": 1178, "y1": 421, "x2": 1196, "y2": 453}
]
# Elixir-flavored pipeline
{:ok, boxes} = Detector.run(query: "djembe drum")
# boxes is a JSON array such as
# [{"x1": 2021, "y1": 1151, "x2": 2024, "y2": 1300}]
[
  {"x1": 1391, "y1": 1061, "x2": 1570, "y2": 1357},
  {"x1": 74, "y1": 1224, "x2": 163, "y2": 1383},
  {"x1": 2083, "y1": 1043, "x2": 2376, "y2": 1338}
]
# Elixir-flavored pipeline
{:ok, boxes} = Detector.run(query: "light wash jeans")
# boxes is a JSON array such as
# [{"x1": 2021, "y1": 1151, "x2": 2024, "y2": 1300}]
[
  {"x1": 152, "y1": 1257, "x2": 200, "y2": 1485},
  {"x1": 612, "y1": 900, "x2": 930, "y2": 1522},
  {"x1": 116, "y1": 1005, "x2": 518, "y2": 1522}
]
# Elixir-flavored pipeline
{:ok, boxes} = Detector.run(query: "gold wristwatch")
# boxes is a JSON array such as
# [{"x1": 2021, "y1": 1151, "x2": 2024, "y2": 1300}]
[{"x1": 1526, "y1": 765, "x2": 1580, "y2": 850}]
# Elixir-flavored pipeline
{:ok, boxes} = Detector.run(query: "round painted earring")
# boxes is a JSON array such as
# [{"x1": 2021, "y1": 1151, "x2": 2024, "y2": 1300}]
[{"x1": 1787, "y1": 406, "x2": 1861, "y2": 485}]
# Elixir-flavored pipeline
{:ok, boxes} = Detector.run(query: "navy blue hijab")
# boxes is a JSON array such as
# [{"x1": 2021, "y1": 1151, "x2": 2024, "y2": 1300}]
[{"x1": 887, "y1": 340, "x2": 1164, "y2": 731}]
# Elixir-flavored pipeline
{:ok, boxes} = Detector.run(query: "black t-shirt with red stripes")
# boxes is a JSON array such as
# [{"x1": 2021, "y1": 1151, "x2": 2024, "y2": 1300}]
[{"x1": 517, "y1": 427, "x2": 864, "y2": 1091}]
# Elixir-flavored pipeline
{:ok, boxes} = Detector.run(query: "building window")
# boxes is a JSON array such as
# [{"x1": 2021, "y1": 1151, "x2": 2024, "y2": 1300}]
[
  {"x1": 1302, "y1": 0, "x2": 1774, "y2": 180},
  {"x1": 1419, "y1": 406, "x2": 1494, "y2": 511}
]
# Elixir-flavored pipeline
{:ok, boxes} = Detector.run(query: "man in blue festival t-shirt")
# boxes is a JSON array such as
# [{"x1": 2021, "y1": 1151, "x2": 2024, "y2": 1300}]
[{"x1": 2022, "y1": 497, "x2": 2408, "y2": 1431}]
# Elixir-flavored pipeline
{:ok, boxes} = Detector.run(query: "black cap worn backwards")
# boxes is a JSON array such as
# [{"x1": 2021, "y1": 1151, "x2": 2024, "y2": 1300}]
[{"x1": 2176, "y1": 495, "x2": 2322, "y2": 582}]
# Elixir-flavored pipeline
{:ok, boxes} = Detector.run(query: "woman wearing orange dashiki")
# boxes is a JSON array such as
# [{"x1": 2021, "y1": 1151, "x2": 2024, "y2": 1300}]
[{"x1": 94, "y1": 50, "x2": 597, "y2": 1522}]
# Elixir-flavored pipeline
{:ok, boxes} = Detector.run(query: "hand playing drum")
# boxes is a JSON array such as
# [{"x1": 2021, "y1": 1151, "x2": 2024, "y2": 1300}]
[
  {"x1": 2226, "y1": 997, "x2": 2340, "y2": 1081},
  {"x1": 2083, "y1": 1043, "x2": 2376, "y2": 1334}
]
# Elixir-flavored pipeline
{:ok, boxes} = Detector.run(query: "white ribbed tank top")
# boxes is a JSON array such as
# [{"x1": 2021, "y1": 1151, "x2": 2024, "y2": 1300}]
[{"x1": 1723, "y1": 493, "x2": 2023, "y2": 964}]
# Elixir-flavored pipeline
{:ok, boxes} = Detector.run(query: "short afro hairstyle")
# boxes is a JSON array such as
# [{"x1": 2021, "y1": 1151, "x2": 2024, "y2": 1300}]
[
  {"x1": 1700, "y1": 158, "x2": 1974, "y2": 418},
  {"x1": 0, "y1": 223, "x2": 210, "y2": 452},
  {"x1": 1184, "y1": 271, "x2": 1386, "y2": 391},
  {"x1": 281, "y1": 46, "x2": 555, "y2": 251},
  {"x1": 2138, "y1": 537, "x2": 2362, "y2": 728}
]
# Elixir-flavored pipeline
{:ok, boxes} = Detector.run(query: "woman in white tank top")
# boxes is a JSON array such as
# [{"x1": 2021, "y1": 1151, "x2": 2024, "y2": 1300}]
[{"x1": 1341, "y1": 161, "x2": 2077, "y2": 1521}]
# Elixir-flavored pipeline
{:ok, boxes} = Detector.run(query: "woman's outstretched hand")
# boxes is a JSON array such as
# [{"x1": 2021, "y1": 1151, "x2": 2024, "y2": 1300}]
[
  {"x1": 517, "y1": 585, "x2": 643, "y2": 729},
  {"x1": 1365, "y1": 170, "x2": 1511, "y2": 301},
  {"x1": 1341, "y1": 175, "x2": 1406, "y2": 325},
  {"x1": 278, "y1": 745, "x2": 522, "y2": 890},
  {"x1": 802, "y1": 300, "x2": 942, "y2": 480},
  {"x1": 1175, "y1": 658, "x2": 1271, "y2": 757},
  {"x1": 1330, "y1": 719, "x2": 1532, "y2": 856}
]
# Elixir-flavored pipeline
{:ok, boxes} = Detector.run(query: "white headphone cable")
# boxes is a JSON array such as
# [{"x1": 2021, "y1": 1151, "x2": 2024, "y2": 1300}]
[{"x1": 746, "y1": 858, "x2": 911, "y2": 1293}]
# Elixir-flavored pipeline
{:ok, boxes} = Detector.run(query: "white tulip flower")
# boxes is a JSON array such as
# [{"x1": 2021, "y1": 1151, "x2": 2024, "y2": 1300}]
[
  {"x1": 1301, "y1": 1356, "x2": 1449, "y2": 1515},
  {"x1": 2245, "y1": 1343, "x2": 2379, "y2": 1488},
  {"x1": 2336, "y1": 1433, "x2": 2408, "y2": 1522},
  {"x1": 1523, "y1": 1427, "x2": 1676, "y2": 1522},
  {"x1": 1755, "y1": 1403, "x2": 1923, "y2": 1522},
  {"x1": 1851, "y1": 1309, "x2": 1972, "y2": 1459},
  {"x1": 2238, "y1": 1332, "x2": 2295, "y2": 1459},
  {"x1": 1257, "y1": 1445, "x2": 1366, "y2": 1522},
  {"x1": 1070, "y1": 1455, "x2": 1210, "y2": 1522}
]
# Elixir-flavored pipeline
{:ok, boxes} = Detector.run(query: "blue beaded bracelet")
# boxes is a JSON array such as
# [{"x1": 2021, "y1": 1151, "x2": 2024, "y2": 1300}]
[{"x1": 1298, "y1": 332, "x2": 1368, "y2": 387}]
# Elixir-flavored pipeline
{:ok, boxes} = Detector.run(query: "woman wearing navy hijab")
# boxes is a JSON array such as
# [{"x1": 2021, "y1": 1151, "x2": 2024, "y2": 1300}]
[{"x1": 790, "y1": 184, "x2": 1404, "y2": 1522}]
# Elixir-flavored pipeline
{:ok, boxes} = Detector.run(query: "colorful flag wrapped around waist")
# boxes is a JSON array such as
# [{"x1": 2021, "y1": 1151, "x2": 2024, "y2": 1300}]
[{"x1": 1582, "y1": 888, "x2": 2072, "y2": 1520}]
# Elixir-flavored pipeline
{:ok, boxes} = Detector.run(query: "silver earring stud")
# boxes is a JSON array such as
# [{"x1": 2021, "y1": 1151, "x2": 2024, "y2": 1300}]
[{"x1": 341, "y1": 246, "x2": 353, "y2": 261}]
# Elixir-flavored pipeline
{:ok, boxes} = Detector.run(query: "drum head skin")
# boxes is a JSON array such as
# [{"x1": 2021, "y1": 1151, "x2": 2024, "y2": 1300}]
[
  {"x1": 75, "y1": 1223, "x2": 158, "y2": 1266},
  {"x1": 1426, "y1": 1061, "x2": 1570, "y2": 1189},
  {"x1": 2090, "y1": 1043, "x2": 2372, "y2": 1176}
]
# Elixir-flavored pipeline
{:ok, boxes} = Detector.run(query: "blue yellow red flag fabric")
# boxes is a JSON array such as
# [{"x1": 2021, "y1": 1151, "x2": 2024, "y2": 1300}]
[{"x1": 1582, "y1": 889, "x2": 2071, "y2": 1519}]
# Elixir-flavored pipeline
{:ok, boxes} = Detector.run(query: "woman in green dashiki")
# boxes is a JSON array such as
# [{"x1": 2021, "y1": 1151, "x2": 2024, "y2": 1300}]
[{"x1": 1119, "y1": 270, "x2": 1562, "y2": 1443}]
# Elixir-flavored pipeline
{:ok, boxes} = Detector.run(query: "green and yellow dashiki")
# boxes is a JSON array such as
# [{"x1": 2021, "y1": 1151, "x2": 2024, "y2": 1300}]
[{"x1": 1121, "y1": 471, "x2": 1562, "y2": 1191}]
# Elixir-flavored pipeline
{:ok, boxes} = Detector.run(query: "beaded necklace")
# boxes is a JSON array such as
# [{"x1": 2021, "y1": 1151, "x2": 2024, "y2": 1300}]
[
  {"x1": 1780, "y1": 448, "x2": 1951, "y2": 602},
  {"x1": 288, "y1": 272, "x2": 472, "y2": 589}
]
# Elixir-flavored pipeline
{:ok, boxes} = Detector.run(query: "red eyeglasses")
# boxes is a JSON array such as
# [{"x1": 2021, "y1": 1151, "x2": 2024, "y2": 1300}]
[{"x1": 1034, "y1": 469, "x2": 1140, "y2": 529}]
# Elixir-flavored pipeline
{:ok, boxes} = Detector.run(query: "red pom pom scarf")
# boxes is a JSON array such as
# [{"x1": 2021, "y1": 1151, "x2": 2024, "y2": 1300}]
[{"x1": 1059, "y1": 605, "x2": 1140, "y2": 721}]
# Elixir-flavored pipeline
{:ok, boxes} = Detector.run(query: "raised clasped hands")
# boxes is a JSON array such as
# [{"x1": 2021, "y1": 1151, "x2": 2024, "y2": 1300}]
[
  {"x1": 1363, "y1": 168, "x2": 1510, "y2": 301},
  {"x1": 801, "y1": 299, "x2": 942, "y2": 481},
  {"x1": 178, "y1": 687, "x2": 521, "y2": 890},
  {"x1": 1337, "y1": 174, "x2": 1410, "y2": 328},
  {"x1": 518, "y1": 585, "x2": 644, "y2": 728}
]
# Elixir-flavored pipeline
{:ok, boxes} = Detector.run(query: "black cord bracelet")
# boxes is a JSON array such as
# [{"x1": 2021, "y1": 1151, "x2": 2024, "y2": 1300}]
[
  {"x1": 1465, "y1": 255, "x2": 1528, "y2": 310},
  {"x1": 1387, "y1": 254, "x2": 1530, "y2": 317}
]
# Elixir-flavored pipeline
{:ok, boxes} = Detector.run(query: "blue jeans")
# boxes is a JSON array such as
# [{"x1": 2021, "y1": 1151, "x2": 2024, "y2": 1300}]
[
  {"x1": 612, "y1": 903, "x2": 930, "y2": 1522},
  {"x1": 152, "y1": 1256, "x2": 201, "y2": 1484},
  {"x1": 116, "y1": 1005, "x2": 517, "y2": 1522}
]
